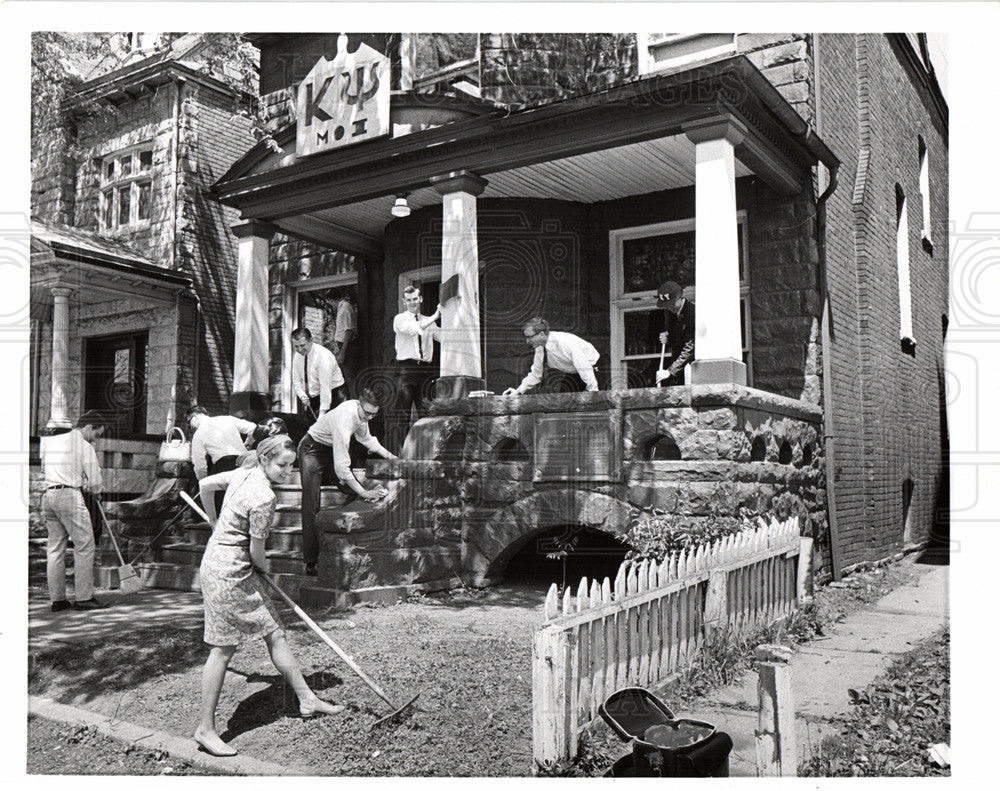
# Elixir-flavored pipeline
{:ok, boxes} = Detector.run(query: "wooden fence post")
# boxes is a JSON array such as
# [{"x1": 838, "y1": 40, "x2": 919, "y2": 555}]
[
  {"x1": 797, "y1": 536, "x2": 814, "y2": 605},
  {"x1": 703, "y1": 569, "x2": 728, "y2": 641},
  {"x1": 754, "y1": 644, "x2": 796, "y2": 776},
  {"x1": 532, "y1": 627, "x2": 577, "y2": 769}
]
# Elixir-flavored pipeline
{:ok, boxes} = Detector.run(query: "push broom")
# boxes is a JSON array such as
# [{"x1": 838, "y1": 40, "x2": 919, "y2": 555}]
[
  {"x1": 93, "y1": 498, "x2": 144, "y2": 593},
  {"x1": 179, "y1": 491, "x2": 420, "y2": 727}
]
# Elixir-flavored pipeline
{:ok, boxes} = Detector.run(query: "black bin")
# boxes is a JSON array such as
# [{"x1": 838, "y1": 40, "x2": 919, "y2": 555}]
[{"x1": 599, "y1": 687, "x2": 732, "y2": 778}]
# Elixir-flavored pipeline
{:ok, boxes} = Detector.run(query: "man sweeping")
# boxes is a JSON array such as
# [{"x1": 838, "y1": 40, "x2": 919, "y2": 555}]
[{"x1": 40, "y1": 411, "x2": 109, "y2": 611}]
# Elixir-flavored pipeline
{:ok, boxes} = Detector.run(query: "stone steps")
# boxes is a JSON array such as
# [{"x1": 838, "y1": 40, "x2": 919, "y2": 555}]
[
  {"x1": 183, "y1": 524, "x2": 304, "y2": 553},
  {"x1": 158, "y1": 542, "x2": 308, "y2": 576},
  {"x1": 135, "y1": 561, "x2": 343, "y2": 605}
]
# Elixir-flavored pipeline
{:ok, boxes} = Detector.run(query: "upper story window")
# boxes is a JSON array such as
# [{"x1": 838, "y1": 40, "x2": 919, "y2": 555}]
[
  {"x1": 896, "y1": 184, "x2": 916, "y2": 354},
  {"x1": 100, "y1": 145, "x2": 153, "y2": 233},
  {"x1": 918, "y1": 136, "x2": 933, "y2": 249},
  {"x1": 636, "y1": 33, "x2": 737, "y2": 74}
]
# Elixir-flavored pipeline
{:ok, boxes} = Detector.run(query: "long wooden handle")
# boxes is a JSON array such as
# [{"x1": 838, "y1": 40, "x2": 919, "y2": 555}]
[
  {"x1": 93, "y1": 497, "x2": 127, "y2": 566},
  {"x1": 658, "y1": 337, "x2": 667, "y2": 371},
  {"x1": 255, "y1": 570, "x2": 396, "y2": 708},
  {"x1": 178, "y1": 491, "x2": 396, "y2": 708}
]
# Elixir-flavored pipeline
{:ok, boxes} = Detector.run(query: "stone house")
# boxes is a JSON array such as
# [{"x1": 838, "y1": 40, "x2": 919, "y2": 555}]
[
  {"x1": 29, "y1": 33, "x2": 948, "y2": 602},
  {"x1": 30, "y1": 33, "x2": 256, "y2": 507}
]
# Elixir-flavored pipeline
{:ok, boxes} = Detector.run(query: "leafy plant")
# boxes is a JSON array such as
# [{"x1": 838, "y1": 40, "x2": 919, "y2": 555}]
[
  {"x1": 620, "y1": 506, "x2": 762, "y2": 563},
  {"x1": 546, "y1": 534, "x2": 580, "y2": 593}
]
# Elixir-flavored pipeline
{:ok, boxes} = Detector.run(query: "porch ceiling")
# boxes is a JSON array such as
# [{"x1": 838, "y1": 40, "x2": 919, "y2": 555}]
[
  {"x1": 216, "y1": 55, "x2": 838, "y2": 259},
  {"x1": 278, "y1": 135, "x2": 753, "y2": 257}
]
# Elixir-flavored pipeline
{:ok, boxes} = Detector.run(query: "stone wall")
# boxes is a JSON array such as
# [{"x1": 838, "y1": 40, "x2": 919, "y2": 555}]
[{"x1": 314, "y1": 385, "x2": 825, "y2": 591}]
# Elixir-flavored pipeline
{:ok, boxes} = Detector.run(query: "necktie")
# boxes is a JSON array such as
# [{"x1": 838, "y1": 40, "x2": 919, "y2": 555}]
[
  {"x1": 415, "y1": 313, "x2": 423, "y2": 360},
  {"x1": 303, "y1": 352, "x2": 310, "y2": 397}
]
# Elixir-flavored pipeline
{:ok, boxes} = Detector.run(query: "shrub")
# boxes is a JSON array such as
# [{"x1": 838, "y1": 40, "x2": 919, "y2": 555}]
[{"x1": 620, "y1": 507, "x2": 763, "y2": 563}]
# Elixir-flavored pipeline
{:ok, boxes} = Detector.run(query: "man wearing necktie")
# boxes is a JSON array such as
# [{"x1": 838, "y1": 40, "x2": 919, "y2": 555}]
[
  {"x1": 389, "y1": 285, "x2": 441, "y2": 452},
  {"x1": 291, "y1": 327, "x2": 348, "y2": 421}
]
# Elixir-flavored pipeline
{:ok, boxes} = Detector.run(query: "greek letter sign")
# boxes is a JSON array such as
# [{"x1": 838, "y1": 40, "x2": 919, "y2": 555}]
[{"x1": 296, "y1": 35, "x2": 390, "y2": 157}]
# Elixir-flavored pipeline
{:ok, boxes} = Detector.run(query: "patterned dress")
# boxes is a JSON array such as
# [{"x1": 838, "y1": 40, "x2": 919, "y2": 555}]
[{"x1": 199, "y1": 466, "x2": 282, "y2": 646}]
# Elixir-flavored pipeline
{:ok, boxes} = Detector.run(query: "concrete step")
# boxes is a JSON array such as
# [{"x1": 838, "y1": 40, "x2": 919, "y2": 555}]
[
  {"x1": 184, "y1": 524, "x2": 304, "y2": 553},
  {"x1": 158, "y1": 542, "x2": 308, "y2": 576},
  {"x1": 136, "y1": 561, "x2": 338, "y2": 604}
]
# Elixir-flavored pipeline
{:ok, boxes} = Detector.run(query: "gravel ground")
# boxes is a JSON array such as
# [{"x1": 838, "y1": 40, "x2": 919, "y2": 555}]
[{"x1": 27, "y1": 715, "x2": 209, "y2": 775}]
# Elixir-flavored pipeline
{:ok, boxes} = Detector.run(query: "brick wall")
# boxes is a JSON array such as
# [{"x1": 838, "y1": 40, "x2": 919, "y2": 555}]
[
  {"x1": 818, "y1": 34, "x2": 948, "y2": 569},
  {"x1": 174, "y1": 82, "x2": 256, "y2": 414}
]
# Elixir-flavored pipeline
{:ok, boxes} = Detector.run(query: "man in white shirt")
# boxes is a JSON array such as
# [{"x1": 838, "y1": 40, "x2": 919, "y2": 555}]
[
  {"x1": 332, "y1": 289, "x2": 359, "y2": 389},
  {"x1": 296, "y1": 387, "x2": 398, "y2": 576},
  {"x1": 503, "y1": 317, "x2": 600, "y2": 395},
  {"x1": 187, "y1": 406, "x2": 257, "y2": 512},
  {"x1": 40, "y1": 410, "x2": 108, "y2": 611},
  {"x1": 291, "y1": 327, "x2": 348, "y2": 421},
  {"x1": 389, "y1": 286, "x2": 441, "y2": 451}
]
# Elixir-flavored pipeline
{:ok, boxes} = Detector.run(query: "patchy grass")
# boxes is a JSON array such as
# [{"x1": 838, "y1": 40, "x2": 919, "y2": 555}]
[
  {"x1": 27, "y1": 717, "x2": 210, "y2": 775},
  {"x1": 800, "y1": 629, "x2": 950, "y2": 777},
  {"x1": 668, "y1": 560, "x2": 922, "y2": 703}
]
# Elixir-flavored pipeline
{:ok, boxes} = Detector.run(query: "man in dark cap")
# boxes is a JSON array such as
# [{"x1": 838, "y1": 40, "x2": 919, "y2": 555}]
[{"x1": 648, "y1": 281, "x2": 695, "y2": 386}]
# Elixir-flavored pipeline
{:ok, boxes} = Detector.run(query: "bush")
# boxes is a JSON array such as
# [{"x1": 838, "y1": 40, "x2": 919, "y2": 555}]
[{"x1": 620, "y1": 507, "x2": 762, "y2": 563}]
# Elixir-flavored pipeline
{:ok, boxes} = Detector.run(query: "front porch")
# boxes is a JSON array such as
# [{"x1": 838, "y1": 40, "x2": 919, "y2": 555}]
[{"x1": 210, "y1": 53, "x2": 838, "y2": 600}]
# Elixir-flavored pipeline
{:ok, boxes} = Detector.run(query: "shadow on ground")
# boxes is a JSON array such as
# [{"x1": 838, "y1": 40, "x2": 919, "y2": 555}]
[{"x1": 29, "y1": 623, "x2": 208, "y2": 703}]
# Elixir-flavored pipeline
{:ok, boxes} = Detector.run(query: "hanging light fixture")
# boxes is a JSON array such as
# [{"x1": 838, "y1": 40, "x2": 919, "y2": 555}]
[{"x1": 391, "y1": 194, "x2": 411, "y2": 218}]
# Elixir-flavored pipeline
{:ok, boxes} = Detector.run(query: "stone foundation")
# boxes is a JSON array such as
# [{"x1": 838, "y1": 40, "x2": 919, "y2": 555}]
[{"x1": 314, "y1": 385, "x2": 826, "y2": 592}]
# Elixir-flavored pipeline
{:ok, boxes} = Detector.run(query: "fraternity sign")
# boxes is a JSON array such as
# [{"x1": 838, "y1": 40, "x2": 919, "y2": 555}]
[{"x1": 296, "y1": 34, "x2": 390, "y2": 157}]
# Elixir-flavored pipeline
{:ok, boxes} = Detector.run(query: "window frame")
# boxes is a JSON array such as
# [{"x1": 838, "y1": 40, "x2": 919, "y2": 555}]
[
  {"x1": 99, "y1": 144, "x2": 154, "y2": 233},
  {"x1": 608, "y1": 214, "x2": 752, "y2": 389},
  {"x1": 918, "y1": 136, "x2": 933, "y2": 250}
]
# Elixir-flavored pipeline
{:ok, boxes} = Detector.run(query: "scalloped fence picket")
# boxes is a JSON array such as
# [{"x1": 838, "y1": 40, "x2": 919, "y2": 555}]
[{"x1": 531, "y1": 516, "x2": 810, "y2": 768}]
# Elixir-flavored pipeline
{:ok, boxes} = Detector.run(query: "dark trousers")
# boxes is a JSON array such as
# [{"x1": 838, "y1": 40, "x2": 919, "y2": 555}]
[
  {"x1": 297, "y1": 434, "x2": 355, "y2": 565},
  {"x1": 208, "y1": 455, "x2": 239, "y2": 514},
  {"x1": 389, "y1": 359, "x2": 435, "y2": 452},
  {"x1": 302, "y1": 384, "x2": 349, "y2": 419},
  {"x1": 542, "y1": 367, "x2": 599, "y2": 393}
]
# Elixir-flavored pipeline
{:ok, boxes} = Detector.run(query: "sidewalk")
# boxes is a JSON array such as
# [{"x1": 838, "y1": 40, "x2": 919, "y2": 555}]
[{"x1": 674, "y1": 562, "x2": 949, "y2": 776}]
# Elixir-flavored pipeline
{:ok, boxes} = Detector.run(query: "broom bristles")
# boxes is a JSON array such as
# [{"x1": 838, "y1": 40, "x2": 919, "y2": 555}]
[{"x1": 118, "y1": 564, "x2": 144, "y2": 593}]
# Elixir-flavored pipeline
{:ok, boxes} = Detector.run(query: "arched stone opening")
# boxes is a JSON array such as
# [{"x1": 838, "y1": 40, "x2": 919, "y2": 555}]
[
  {"x1": 750, "y1": 436, "x2": 767, "y2": 462},
  {"x1": 491, "y1": 437, "x2": 530, "y2": 463},
  {"x1": 466, "y1": 490, "x2": 638, "y2": 587},
  {"x1": 778, "y1": 440, "x2": 793, "y2": 465},
  {"x1": 495, "y1": 523, "x2": 628, "y2": 587},
  {"x1": 643, "y1": 434, "x2": 682, "y2": 461}
]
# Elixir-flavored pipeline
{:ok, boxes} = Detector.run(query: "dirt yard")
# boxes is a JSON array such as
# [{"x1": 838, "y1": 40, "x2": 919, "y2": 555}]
[{"x1": 29, "y1": 582, "x2": 551, "y2": 776}]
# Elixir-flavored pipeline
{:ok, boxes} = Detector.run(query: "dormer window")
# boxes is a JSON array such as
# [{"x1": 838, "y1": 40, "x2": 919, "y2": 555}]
[{"x1": 100, "y1": 145, "x2": 153, "y2": 232}]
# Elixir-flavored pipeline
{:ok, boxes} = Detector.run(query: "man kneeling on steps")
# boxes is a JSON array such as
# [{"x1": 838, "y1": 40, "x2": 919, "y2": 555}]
[{"x1": 296, "y1": 388, "x2": 397, "y2": 576}]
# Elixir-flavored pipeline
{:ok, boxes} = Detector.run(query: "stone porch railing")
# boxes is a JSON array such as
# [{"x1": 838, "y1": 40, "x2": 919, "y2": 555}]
[{"x1": 313, "y1": 385, "x2": 826, "y2": 596}]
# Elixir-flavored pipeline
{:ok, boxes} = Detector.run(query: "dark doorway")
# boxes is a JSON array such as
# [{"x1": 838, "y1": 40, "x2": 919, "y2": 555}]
[
  {"x1": 501, "y1": 524, "x2": 628, "y2": 589},
  {"x1": 83, "y1": 330, "x2": 148, "y2": 438}
]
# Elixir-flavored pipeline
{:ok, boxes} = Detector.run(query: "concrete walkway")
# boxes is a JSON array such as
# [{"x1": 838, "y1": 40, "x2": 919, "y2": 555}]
[{"x1": 674, "y1": 563, "x2": 949, "y2": 776}]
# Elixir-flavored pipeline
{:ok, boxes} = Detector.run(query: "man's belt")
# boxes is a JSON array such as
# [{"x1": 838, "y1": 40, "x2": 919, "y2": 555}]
[
  {"x1": 46, "y1": 484, "x2": 80, "y2": 490},
  {"x1": 397, "y1": 358, "x2": 432, "y2": 366}
]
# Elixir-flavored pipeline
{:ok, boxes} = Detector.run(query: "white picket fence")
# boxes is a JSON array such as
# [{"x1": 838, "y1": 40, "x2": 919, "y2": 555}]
[{"x1": 531, "y1": 516, "x2": 806, "y2": 767}]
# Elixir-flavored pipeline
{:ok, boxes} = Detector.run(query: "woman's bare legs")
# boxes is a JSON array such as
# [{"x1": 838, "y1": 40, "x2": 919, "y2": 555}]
[
  {"x1": 194, "y1": 644, "x2": 239, "y2": 756},
  {"x1": 263, "y1": 629, "x2": 344, "y2": 716}
]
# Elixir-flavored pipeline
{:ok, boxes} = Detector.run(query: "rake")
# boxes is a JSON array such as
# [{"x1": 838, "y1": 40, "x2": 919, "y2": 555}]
[
  {"x1": 178, "y1": 490, "x2": 420, "y2": 727},
  {"x1": 93, "y1": 498, "x2": 144, "y2": 593}
]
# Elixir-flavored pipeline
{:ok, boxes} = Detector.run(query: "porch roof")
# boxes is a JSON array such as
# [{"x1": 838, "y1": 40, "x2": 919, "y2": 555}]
[
  {"x1": 30, "y1": 219, "x2": 192, "y2": 311},
  {"x1": 213, "y1": 55, "x2": 838, "y2": 259}
]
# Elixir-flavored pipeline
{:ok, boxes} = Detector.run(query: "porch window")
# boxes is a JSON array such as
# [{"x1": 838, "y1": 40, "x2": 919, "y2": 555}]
[
  {"x1": 610, "y1": 216, "x2": 751, "y2": 389},
  {"x1": 100, "y1": 145, "x2": 153, "y2": 232},
  {"x1": 83, "y1": 330, "x2": 148, "y2": 437}
]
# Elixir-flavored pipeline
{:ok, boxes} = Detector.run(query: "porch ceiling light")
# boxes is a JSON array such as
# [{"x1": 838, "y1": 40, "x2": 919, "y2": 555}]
[{"x1": 391, "y1": 194, "x2": 411, "y2": 218}]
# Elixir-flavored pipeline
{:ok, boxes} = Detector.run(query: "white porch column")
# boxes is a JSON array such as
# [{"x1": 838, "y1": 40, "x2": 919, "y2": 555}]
[
  {"x1": 47, "y1": 286, "x2": 73, "y2": 429},
  {"x1": 430, "y1": 170, "x2": 488, "y2": 399},
  {"x1": 230, "y1": 221, "x2": 276, "y2": 416},
  {"x1": 684, "y1": 116, "x2": 748, "y2": 386}
]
